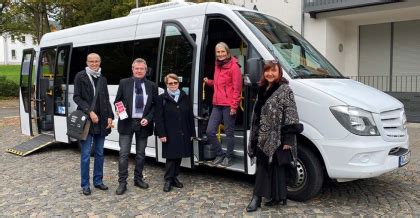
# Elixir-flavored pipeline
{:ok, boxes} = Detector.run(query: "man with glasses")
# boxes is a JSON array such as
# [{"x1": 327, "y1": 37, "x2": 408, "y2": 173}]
[
  {"x1": 114, "y1": 58, "x2": 158, "y2": 195},
  {"x1": 73, "y1": 53, "x2": 114, "y2": 196}
]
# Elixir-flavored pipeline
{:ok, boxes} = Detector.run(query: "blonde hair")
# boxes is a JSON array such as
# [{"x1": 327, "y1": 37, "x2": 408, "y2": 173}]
[
  {"x1": 164, "y1": 73, "x2": 179, "y2": 84},
  {"x1": 215, "y1": 42, "x2": 231, "y2": 59}
]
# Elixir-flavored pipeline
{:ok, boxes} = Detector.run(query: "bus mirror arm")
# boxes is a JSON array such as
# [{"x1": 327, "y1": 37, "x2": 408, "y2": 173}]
[
  {"x1": 243, "y1": 74, "x2": 252, "y2": 86},
  {"x1": 246, "y1": 58, "x2": 263, "y2": 84}
]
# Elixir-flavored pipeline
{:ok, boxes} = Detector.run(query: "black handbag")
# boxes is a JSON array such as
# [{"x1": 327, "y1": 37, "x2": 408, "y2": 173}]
[
  {"x1": 67, "y1": 75, "x2": 102, "y2": 140},
  {"x1": 279, "y1": 108, "x2": 298, "y2": 186}
]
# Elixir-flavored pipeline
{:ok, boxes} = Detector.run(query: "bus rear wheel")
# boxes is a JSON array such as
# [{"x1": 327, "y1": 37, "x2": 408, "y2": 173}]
[{"x1": 287, "y1": 144, "x2": 324, "y2": 201}]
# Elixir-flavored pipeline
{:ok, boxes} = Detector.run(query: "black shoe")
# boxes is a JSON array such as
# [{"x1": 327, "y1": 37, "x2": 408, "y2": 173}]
[
  {"x1": 246, "y1": 195, "x2": 261, "y2": 212},
  {"x1": 82, "y1": 187, "x2": 91, "y2": 196},
  {"x1": 221, "y1": 157, "x2": 233, "y2": 167},
  {"x1": 212, "y1": 155, "x2": 225, "y2": 165},
  {"x1": 163, "y1": 180, "x2": 172, "y2": 192},
  {"x1": 172, "y1": 178, "x2": 183, "y2": 188},
  {"x1": 264, "y1": 199, "x2": 279, "y2": 206},
  {"x1": 94, "y1": 184, "x2": 109, "y2": 190},
  {"x1": 134, "y1": 180, "x2": 149, "y2": 189},
  {"x1": 115, "y1": 184, "x2": 127, "y2": 195},
  {"x1": 280, "y1": 199, "x2": 287, "y2": 206}
]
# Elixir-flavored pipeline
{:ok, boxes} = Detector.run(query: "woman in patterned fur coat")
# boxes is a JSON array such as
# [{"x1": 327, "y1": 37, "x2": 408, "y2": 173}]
[{"x1": 246, "y1": 60, "x2": 303, "y2": 212}]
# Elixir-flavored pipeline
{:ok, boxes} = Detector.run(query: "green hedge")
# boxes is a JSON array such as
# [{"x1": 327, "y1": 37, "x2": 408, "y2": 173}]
[{"x1": 0, "y1": 76, "x2": 19, "y2": 97}]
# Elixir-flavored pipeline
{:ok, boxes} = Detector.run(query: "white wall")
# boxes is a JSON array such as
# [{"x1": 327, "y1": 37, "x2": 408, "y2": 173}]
[
  {"x1": 229, "y1": 0, "x2": 302, "y2": 33},
  {"x1": 229, "y1": 1, "x2": 420, "y2": 78},
  {"x1": 0, "y1": 34, "x2": 36, "y2": 65},
  {"x1": 302, "y1": 2, "x2": 420, "y2": 77}
]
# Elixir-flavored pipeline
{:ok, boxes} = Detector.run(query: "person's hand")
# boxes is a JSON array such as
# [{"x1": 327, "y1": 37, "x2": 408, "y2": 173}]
[
  {"x1": 283, "y1": 144, "x2": 291, "y2": 150},
  {"x1": 229, "y1": 109, "x2": 237, "y2": 116},
  {"x1": 140, "y1": 118, "x2": 149, "y2": 126},
  {"x1": 203, "y1": 77, "x2": 208, "y2": 83},
  {"x1": 89, "y1": 111, "x2": 99, "y2": 124},
  {"x1": 250, "y1": 156, "x2": 256, "y2": 166},
  {"x1": 106, "y1": 118, "x2": 113, "y2": 129},
  {"x1": 160, "y1": 137, "x2": 167, "y2": 143}
]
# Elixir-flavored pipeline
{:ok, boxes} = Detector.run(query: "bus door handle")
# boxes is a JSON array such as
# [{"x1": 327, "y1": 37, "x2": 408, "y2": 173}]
[
  {"x1": 192, "y1": 136, "x2": 208, "y2": 142},
  {"x1": 194, "y1": 115, "x2": 209, "y2": 121}
]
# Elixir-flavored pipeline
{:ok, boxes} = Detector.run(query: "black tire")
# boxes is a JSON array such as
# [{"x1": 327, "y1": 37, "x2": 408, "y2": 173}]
[{"x1": 287, "y1": 144, "x2": 324, "y2": 201}]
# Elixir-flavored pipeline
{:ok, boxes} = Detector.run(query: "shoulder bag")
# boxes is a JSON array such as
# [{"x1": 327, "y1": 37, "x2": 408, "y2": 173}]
[{"x1": 67, "y1": 75, "x2": 102, "y2": 140}]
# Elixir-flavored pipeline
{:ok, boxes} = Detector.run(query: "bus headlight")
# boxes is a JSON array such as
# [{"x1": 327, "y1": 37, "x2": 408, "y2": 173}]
[{"x1": 330, "y1": 106, "x2": 380, "y2": 136}]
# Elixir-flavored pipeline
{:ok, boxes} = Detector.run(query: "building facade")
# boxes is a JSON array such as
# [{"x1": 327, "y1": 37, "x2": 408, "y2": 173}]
[
  {"x1": 0, "y1": 34, "x2": 36, "y2": 65},
  {"x1": 231, "y1": 0, "x2": 420, "y2": 122}
]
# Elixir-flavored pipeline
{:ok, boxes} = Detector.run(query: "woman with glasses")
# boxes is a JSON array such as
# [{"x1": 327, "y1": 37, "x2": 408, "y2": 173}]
[
  {"x1": 246, "y1": 60, "x2": 303, "y2": 212},
  {"x1": 155, "y1": 73, "x2": 196, "y2": 192},
  {"x1": 203, "y1": 42, "x2": 243, "y2": 167}
]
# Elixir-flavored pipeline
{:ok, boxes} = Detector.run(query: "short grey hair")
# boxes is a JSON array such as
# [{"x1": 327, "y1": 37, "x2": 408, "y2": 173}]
[
  {"x1": 132, "y1": 58, "x2": 147, "y2": 68},
  {"x1": 87, "y1": 53, "x2": 101, "y2": 61}
]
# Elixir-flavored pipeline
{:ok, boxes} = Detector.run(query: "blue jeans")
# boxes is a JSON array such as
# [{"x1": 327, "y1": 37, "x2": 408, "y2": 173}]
[
  {"x1": 80, "y1": 134, "x2": 105, "y2": 188},
  {"x1": 206, "y1": 106, "x2": 236, "y2": 158}
]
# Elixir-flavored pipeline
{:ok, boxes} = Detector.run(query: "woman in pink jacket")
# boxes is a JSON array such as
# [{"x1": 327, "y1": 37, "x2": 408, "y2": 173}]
[{"x1": 203, "y1": 42, "x2": 242, "y2": 167}]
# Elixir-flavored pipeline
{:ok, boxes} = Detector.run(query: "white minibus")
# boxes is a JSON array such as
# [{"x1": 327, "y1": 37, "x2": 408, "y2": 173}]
[{"x1": 18, "y1": 2, "x2": 410, "y2": 201}]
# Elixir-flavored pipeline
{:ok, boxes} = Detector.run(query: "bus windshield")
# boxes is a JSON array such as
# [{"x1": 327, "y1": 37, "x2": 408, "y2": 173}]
[{"x1": 237, "y1": 11, "x2": 344, "y2": 79}]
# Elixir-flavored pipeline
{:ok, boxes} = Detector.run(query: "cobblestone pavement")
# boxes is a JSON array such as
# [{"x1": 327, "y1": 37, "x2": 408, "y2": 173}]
[{"x1": 0, "y1": 99, "x2": 419, "y2": 216}]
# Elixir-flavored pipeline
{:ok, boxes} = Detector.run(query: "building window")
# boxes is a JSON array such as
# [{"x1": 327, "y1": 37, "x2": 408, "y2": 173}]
[
  {"x1": 11, "y1": 50, "x2": 17, "y2": 60},
  {"x1": 11, "y1": 35, "x2": 15, "y2": 43},
  {"x1": 21, "y1": 36, "x2": 26, "y2": 43}
]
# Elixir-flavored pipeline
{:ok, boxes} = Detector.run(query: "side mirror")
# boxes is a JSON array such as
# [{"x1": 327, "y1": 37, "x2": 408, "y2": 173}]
[{"x1": 246, "y1": 58, "x2": 263, "y2": 85}]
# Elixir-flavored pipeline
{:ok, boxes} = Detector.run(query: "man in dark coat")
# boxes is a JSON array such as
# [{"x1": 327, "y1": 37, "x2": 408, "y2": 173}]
[
  {"x1": 155, "y1": 73, "x2": 196, "y2": 192},
  {"x1": 114, "y1": 58, "x2": 158, "y2": 195},
  {"x1": 73, "y1": 53, "x2": 114, "y2": 196}
]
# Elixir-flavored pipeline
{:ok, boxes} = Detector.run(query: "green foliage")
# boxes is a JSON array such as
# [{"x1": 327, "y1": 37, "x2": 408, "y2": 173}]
[
  {"x1": 0, "y1": 75, "x2": 19, "y2": 97},
  {"x1": 0, "y1": 0, "x2": 226, "y2": 41},
  {"x1": 0, "y1": 65, "x2": 21, "y2": 84}
]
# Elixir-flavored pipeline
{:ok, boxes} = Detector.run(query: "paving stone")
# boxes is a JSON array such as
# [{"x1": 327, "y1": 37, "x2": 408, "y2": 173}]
[{"x1": 0, "y1": 99, "x2": 419, "y2": 216}]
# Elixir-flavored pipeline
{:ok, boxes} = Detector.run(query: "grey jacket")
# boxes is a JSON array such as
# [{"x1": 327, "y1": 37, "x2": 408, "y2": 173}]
[{"x1": 248, "y1": 84, "x2": 302, "y2": 163}]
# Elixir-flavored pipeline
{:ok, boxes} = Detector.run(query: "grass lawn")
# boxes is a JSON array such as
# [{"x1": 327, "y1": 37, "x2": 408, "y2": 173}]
[{"x1": 0, "y1": 65, "x2": 21, "y2": 84}]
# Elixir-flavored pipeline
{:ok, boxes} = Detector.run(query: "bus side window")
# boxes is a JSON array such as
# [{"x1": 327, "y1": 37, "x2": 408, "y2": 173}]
[
  {"x1": 69, "y1": 47, "x2": 88, "y2": 84},
  {"x1": 133, "y1": 38, "x2": 160, "y2": 82},
  {"x1": 89, "y1": 41, "x2": 134, "y2": 85}
]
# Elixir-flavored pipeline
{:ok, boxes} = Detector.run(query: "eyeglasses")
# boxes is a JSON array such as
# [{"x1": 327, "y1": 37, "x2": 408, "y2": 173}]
[
  {"x1": 88, "y1": 60, "x2": 100, "y2": 63},
  {"x1": 167, "y1": 81, "x2": 179, "y2": 85},
  {"x1": 264, "y1": 60, "x2": 278, "y2": 65}
]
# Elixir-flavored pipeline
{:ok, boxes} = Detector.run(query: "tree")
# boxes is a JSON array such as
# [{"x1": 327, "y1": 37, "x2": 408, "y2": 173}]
[
  {"x1": 0, "y1": 0, "x2": 53, "y2": 43},
  {"x1": 0, "y1": 0, "x2": 227, "y2": 43}
]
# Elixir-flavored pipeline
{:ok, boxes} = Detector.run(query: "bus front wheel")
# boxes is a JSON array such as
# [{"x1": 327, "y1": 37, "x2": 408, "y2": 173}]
[{"x1": 287, "y1": 144, "x2": 324, "y2": 201}]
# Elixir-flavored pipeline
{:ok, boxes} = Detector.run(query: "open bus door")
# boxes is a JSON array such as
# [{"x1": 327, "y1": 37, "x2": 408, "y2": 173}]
[
  {"x1": 36, "y1": 44, "x2": 72, "y2": 142},
  {"x1": 155, "y1": 20, "x2": 197, "y2": 168},
  {"x1": 52, "y1": 44, "x2": 72, "y2": 143},
  {"x1": 19, "y1": 49, "x2": 36, "y2": 136}
]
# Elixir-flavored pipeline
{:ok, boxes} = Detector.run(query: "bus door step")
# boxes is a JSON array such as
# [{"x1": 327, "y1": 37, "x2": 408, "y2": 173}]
[{"x1": 6, "y1": 134, "x2": 54, "y2": 156}]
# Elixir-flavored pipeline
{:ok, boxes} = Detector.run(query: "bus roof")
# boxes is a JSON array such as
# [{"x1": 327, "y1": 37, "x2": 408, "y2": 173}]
[{"x1": 39, "y1": 2, "x2": 255, "y2": 48}]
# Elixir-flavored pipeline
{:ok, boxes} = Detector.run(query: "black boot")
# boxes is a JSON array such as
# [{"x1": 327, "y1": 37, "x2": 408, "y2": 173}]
[
  {"x1": 264, "y1": 199, "x2": 279, "y2": 206},
  {"x1": 280, "y1": 199, "x2": 287, "y2": 206},
  {"x1": 246, "y1": 195, "x2": 261, "y2": 212}
]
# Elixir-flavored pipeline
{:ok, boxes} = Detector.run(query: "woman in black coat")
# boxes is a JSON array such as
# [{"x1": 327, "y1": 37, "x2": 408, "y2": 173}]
[
  {"x1": 246, "y1": 60, "x2": 303, "y2": 212},
  {"x1": 155, "y1": 73, "x2": 196, "y2": 192}
]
